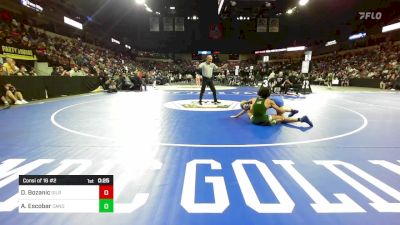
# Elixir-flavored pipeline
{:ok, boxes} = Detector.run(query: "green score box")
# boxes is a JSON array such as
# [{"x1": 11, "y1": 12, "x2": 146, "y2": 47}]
[{"x1": 99, "y1": 199, "x2": 114, "y2": 213}]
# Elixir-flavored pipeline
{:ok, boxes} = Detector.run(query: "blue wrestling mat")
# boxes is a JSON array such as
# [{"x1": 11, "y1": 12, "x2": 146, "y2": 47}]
[{"x1": 0, "y1": 87, "x2": 400, "y2": 225}]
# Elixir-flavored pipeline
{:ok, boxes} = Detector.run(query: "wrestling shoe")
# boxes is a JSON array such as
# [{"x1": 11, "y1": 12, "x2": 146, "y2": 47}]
[
  {"x1": 198, "y1": 101, "x2": 203, "y2": 105},
  {"x1": 300, "y1": 116, "x2": 313, "y2": 127},
  {"x1": 213, "y1": 100, "x2": 221, "y2": 104},
  {"x1": 288, "y1": 109, "x2": 299, "y2": 117},
  {"x1": 2, "y1": 102, "x2": 10, "y2": 110}
]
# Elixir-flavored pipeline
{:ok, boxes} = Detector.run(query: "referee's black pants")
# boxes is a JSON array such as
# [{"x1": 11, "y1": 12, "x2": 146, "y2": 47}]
[{"x1": 199, "y1": 77, "x2": 217, "y2": 102}]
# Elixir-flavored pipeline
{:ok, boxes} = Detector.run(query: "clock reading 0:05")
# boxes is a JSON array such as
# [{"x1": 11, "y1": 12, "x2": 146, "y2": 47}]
[{"x1": 98, "y1": 178, "x2": 110, "y2": 184}]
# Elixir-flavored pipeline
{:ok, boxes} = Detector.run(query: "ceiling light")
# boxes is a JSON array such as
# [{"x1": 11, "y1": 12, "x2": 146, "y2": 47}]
[
  {"x1": 287, "y1": 46, "x2": 306, "y2": 51},
  {"x1": 156, "y1": 11, "x2": 160, "y2": 15},
  {"x1": 325, "y1": 40, "x2": 337, "y2": 46},
  {"x1": 146, "y1": 7, "x2": 152, "y2": 12},
  {"x1": 170, "y1": 6, "x2": 175, "y2": 10},
  {"x1": 299, "y1": 0, "x2": 309, "y2": 6},
  {"x1": 135, "y1": 0, "x2": 145, "y2": 5},
  {"x1": 382, "y1": 22, "x2": 400, "y2": 33},
  {"x1": 239, "y1": 16, "x2": 243, "y2": 20},
  {"x1": 349, "y1": 33, "x2": 366, "y2": 40},
  {"x1": 286, "y1": 9, "x2": 293, "y2": 14},
  {"x1": 64, "y1": 16, "x2": 83, "y2": 30},
  {"x1": 111, "y1": 38, "x2": 120, "y2": 44},
  {"x1": 218, "y1": 0, "x2": 225, "y2": 15}
]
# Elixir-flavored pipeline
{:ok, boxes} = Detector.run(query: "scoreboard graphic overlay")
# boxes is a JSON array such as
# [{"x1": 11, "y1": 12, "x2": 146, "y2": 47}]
[{"x1": 19, "y1": 175, "x2": 113, "y2": 213}]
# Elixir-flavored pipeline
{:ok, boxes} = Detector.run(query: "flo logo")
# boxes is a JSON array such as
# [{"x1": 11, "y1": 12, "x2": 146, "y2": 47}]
[{"x1": 359, "y1": 12, "x2": 382, "y2": 20}]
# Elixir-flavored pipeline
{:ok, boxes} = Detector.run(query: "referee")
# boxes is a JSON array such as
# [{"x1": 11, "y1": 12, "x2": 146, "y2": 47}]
[{"x1": 197, "y1": 55, "x2": 226, "y2": 105}]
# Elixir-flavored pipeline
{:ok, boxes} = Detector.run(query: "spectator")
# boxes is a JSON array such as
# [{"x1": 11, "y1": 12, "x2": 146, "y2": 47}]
[
  {"x1": 1, "y1": 83, "x2": 28, "y2": 105},
  {"x1": 29, "y1": 67, "x2": 37, "y2": 76},
  {"x1": 104, "y1": 77, "x2": 118, "y2": 93},
  {"x1": 59, "y1": 67, "x2": 69, "y2": 76},
  {"x1": 141, "y1": 72, "x2": 147, "y2": 91},
  {"x1": 2, "y1": 58, "x2": 19, "y2": 75},
  {"x1": 341, "y1": 75, "x2": 350, "y2": 87},
  {"x1": 327, "y1": 72, "x2": 334, "y2": 88},
  {"x1": 380, "y1": 76, "x2": 387, "y2": 89},
  {"x1": 0, "y1": 65, "x2": 6, "y2": 76},
  {"x1": 17, "y1": 65, "x2": 29, "y2": 76},
  {"x1": 69, "y1": 67, "x2": 79, "y2": 76},
  {"x1": 394, "y1": 74, "x2": 400, "y2": 90},
  {"x1": 78, "y1": 67, "x2": 87, "y2": 76},
  {"x1": 119, "y1": 73, "x2": 134, "y2": 90},
  {"x1": 0, "y1": 82, "x2": 11, "y2": 108},
  {"x1": 51, "y1": 66, "x2": 60, "y2": 76}
]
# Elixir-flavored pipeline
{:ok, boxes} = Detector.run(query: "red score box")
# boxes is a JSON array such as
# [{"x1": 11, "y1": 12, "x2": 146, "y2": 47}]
[{"x1": 99, "y1": 185, "x2": 113, "y2": 199}]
